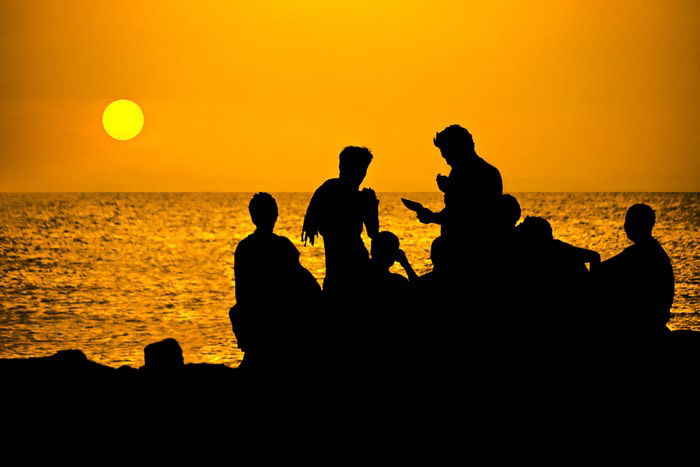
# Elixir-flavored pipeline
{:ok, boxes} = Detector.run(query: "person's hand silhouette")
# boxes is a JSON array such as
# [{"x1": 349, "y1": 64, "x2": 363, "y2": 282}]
[
  {"x1": 395, "y1": 248, "x2": 418, "y2": 281},
  {"x1": 436, "y1": 174, "x2": 449, "y2": 193},
  {"x1": 361, "y1": 187, "x2": 379, "y2": 207},
  {"x1": 301, "y1": 229, "x2": 317, "y2": 246},
  {"x1": 416, "y1": 207, "x2": 434, "y2": 224}
]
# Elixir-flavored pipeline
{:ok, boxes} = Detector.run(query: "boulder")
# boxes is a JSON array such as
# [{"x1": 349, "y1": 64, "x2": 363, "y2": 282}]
[{"x1": 143, "y1": 338, "x2": 185, "y2": 370}]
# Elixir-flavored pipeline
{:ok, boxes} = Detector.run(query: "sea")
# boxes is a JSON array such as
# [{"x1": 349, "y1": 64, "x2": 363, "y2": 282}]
[{"x1": 0, "y1": 192, "x2": 698, "y2": 368}]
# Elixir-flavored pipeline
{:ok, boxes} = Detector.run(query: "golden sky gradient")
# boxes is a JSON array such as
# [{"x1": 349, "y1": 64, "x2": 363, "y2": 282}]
[{"x1": 0, "y1": 0, "x2": 698, "y2": 191}]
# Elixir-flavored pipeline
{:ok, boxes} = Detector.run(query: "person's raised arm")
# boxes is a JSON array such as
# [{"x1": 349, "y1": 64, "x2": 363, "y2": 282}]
[{"x1": 396, "y1": 249, "x2": 419, "y2": 282}]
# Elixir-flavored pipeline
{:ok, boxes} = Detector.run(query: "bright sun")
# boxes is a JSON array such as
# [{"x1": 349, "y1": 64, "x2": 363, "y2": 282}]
[{"x1": 102, "y1": 99, "x2": 144, "y2": 141}]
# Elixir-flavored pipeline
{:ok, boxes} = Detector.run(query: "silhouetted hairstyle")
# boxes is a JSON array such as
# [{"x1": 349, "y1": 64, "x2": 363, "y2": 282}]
[
  {"x1": 371, "y1": 231, "x2": 400, "y2": 268},
  {"x1": 433, "y1": 124, "x2": 475, "y2": 153},
  {"x1": 339, "y1": 146, "x2": 373, "y2": 174},
  {"x1": 249, "y1": 192, "x2": 278, "y2": 227}
]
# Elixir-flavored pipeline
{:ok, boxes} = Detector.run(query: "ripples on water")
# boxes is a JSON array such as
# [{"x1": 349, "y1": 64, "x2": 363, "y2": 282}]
[{"x1": 0, "y1": 192, "x2": 697, "y2": 368}]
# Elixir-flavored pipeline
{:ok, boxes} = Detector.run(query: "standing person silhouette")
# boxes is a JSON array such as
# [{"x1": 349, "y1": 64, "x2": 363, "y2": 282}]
[
  {"x1": 411, "y1": 125, "x2": 503, "y2": 241},
  {"x1": 408, "y1": 125, "x2": 504, "y2": 334},
  {"x1": 302, "y1": 146, "x2": 379, "y2": 301}
]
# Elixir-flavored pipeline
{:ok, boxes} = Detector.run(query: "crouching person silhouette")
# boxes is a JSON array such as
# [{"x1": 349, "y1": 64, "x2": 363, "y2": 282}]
[{"x1": 230, "y1": 193, "x2": 321, "y2": 369}]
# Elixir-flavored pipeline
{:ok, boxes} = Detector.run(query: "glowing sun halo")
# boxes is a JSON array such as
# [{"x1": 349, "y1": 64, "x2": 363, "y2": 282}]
[{"x1": 102, "y1": 99, "x2": 144, "y2": 141}]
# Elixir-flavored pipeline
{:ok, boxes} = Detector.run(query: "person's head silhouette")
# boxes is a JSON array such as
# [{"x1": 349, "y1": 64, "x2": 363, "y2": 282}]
[
  {"x1": 371, "y1": 231, "x2": 400, "y2": 271},
  {"x1": 624, "y1": 203, "x2": 656, "y2": 244},
  {"x1": 433, "y1": 124, "x2": 475, "y2": 166},
  {"x1": 339, "y1": 146, "x2": 373, "y2": 189},
  {"x1": 518, "y1": 216, "x2": 553, "y2": 246},
  {"x1": 249, "y1": 192, "x2": 278, "y2": 234},
  {"x1": 501, "y1": 194, "x2": 521, "y2": 228}
]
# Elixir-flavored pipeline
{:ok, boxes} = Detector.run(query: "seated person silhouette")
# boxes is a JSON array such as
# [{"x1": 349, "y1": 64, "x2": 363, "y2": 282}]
[
  {"x1": 369, "y1": 231, "x2": 417, "y2": 290},
  {"x1": 514, "y1": 216, "x2": 600, "y2": 338},
  {"x1": 595, "y1": 204, "x2": 674, "y2": 338},
  {"x1": 230, "y1": 193, "x2": 321, "y2": 369},
  {"x1": 364, "y1": 231, "x2": 417, "y2": 366},
  {"x1": 301, "y1": 146, "x2": 379, "y2": 300}
]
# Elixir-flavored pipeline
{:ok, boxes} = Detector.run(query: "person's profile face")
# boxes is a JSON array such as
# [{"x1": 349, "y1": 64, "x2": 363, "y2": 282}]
[
  {"x1": 355, "y1": 166, "x2": 368, "y2": 184},
  {"x1": 439, "y1": 147, "x2": 458, "y2": 167},
  {"x1": 624, "y1": 214, "x2": 650, "y2": 243},
  {"x1": 624, "y1": 216, "x2": 640, "y2": 243},
  {"x1": 342, "y1": 164, "x2": 368, "y2": 187},
  {"x1": 624, "y1": 219, "x2": 634, "y2": 242}
]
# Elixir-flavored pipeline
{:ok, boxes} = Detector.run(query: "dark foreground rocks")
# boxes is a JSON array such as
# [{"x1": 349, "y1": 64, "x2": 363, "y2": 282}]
[
  {"x1": 0, "y1": 338, "x2": 238, "y2": 383},
  {"x1": 1, "y1": 331, "x2": 699, "y2": 381}
]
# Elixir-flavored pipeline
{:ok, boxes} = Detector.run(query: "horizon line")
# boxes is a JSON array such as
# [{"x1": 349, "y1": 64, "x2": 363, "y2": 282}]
[{"x1": 1, "y1": 190, "x2": 698, "y2": 194}]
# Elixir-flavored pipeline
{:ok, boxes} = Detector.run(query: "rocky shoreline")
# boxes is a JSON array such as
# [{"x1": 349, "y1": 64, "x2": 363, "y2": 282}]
[
  {"x1": 2, "y1": 331, "x2": 700, "y2": 380},
  {"x1": 0, "y1": 338, "x2": 238, "y2": 380}
]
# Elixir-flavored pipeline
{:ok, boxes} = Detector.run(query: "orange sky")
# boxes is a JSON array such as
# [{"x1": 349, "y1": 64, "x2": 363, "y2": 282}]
[{"x1": 0, "y1": 0, "x2": 698, "y2": 191}]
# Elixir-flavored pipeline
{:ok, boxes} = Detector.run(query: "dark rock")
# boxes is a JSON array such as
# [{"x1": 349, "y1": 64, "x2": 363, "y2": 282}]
[
  {"x1": 143, "y1": 338, "x2": 185, "y2": 370},
  {"x1": 0, "y1": 349, "x2": 114, "y2": 374}
]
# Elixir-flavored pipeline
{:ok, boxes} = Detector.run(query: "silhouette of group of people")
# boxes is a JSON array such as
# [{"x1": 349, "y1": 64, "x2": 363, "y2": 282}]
[{"x1": 230, "y1": 124, "x2": 676, "y2": 369}]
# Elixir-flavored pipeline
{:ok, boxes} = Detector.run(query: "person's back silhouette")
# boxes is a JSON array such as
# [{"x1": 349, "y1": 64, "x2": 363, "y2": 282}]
[
  {"x1": 301, "y1": 146, "x2": 379, "y2": 300},
  {"x1": 513, "y1": 216, "x2": 599, "y2": 340},
  {"x1": 230, "y1": 193, "x2": 321, "y2": 369},
  {"x1": 594, "y1": 204, "x2": 674, "y2": 338}
]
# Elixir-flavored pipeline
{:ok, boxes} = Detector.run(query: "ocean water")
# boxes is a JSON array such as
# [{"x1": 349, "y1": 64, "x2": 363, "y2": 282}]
[{"x1": 0, "y1": 192, "x2": 697, "y2": 368}]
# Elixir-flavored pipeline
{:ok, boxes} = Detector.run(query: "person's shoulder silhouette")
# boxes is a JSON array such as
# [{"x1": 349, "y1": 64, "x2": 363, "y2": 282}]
[{"x1": 302, "y1": 146, "x2": 377, "y2": 246}]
